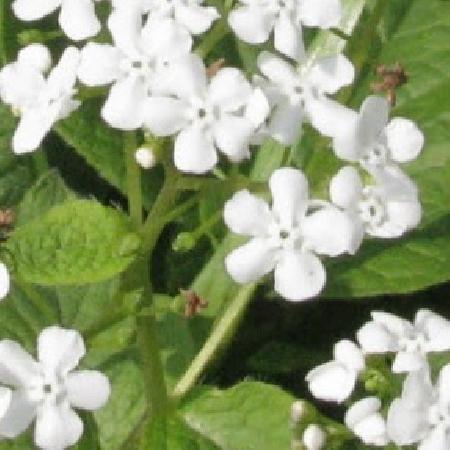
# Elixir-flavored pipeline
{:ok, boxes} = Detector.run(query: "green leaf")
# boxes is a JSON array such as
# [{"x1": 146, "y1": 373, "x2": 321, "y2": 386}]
[
  {"x1": 322, "y1": 0, "x2": 450, "y2": 297},
  {"x1": 180, "y1": 382, "x2": 295, "y2": 450},
  {"x1": 7, "y1": 199, "x2": 140, "y2": 285}
]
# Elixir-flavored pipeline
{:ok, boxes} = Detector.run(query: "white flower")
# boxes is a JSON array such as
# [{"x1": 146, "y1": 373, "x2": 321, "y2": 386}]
[
  {"x1": 77, "y1": 15, "x2": 192, "y2": 130},
  {"x1": 0, "y1": 44, "x2": 80, "y2": 154},
  {"x1": 387, "y1": 366, "x2": 450, "y2": 450},
  {"x1": 12, "y1": 0, "x2": 101, "y2": 41},
  {"x1": 135, "y1": 146, "x2": 156, "y2": 169},
  {"x1": 253, "y1": 51, "x2": 354, "y2": 145},
  {"x1": 0, "y1": 263, "x2": 10, "y2": 301},
  {"x1": 345, "y1": 397, "x2": 389, "y2": 446},
  {"x1": 224, "y1": 168, "x2": 361, "y2": 301},
  {"x1": 0, "y1": 326, "x2": 110, "y2": 449},
  {"x1": 330, "y1": 95, "x2": 424, "y2": 167},
  {"x1": 303, "y1": 424, "x2": 326, "y2": 450},
  {"x1": 306, "y1": 340, "x2": 365, "y2": 403},
  {"x1": 228, "y1": 0, "x2": 342, "y2": 61},
  {"x1": 330, "y1": 164, "x2": 422, "y2": 239},
  {"x1": 357, "y1": 309, "x2": 450, "y2": 373},
  {"x1": 143, "y1": 54, "x2": 269, "y2": 173}
]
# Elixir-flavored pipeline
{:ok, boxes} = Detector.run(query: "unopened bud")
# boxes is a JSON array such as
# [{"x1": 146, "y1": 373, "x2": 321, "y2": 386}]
[
  {"x1": 135, "y1": 146, "x2": 156, "y2": 169},
  {"x1": 303, "y1": 424, "x2": 326, "y2": 450},
  {"x1": 172, "y1": 232, "x2": 196, "y2": 252},
  {"x1": 291, "y1": 401, "x2": 306, "y2": 424}
]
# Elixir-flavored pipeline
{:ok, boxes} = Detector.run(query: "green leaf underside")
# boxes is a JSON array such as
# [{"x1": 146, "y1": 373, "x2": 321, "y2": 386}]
[{"x1": 7, "y1": 199, "x2": 139, "y2": 285}]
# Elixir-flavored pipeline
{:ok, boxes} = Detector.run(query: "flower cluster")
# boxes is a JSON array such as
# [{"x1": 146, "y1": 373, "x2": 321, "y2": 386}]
[{"x1": 304, "y1": 309, "x2": 450, "y2": 449}]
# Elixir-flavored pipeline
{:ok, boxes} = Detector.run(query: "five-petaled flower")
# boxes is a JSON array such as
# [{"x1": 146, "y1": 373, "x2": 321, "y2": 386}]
[
  {"x1": 0, "y1": 44, "x2": 80, "y2": 154},
  {"x1": 0, "y1": 327, "x2": 110, "y2": 449},
  {"x1": 357, "y1": 309, "x2": 450, "y2": 373},
  {"x1": 224, "y1": 168, "x2": 361, "y2": 301},
  {"x1": 228, "y1": 0, "x2": 342, "y2": 61}
]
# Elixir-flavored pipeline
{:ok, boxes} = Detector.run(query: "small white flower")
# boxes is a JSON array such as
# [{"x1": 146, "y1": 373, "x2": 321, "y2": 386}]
[
  {"x1": 0, "y1": 44, "x2": 80, "y2": 154},
  {"x1": 78, "y1": 16, "x2": 192, "y2": 130},
  {"x1": 12, "y1": 0, "x2": 101, "y2": 41},
  {"x1": 143, "y1": 54, "x2": 269, "y2": 173},
  {"x1": 0, "y1": 326, "x2": 110, "y2": 449},
  {"x1": 253, "y1": 51, "x2": 354, "y2": 145},
  {"x1": 387, "y1": 366, "x2": 450, "y2": 450},
  {"x1": 330, "y1": 95, "x2": 424, "y2": 167},
  {"x1": 135, "y1": 146, "x2": 156, "y2": 169},
  {"x1": 345, "y1": 397, "x2": 389, "y2": 446},
  {"x1": 0, "y1": 263, "x2": 10, "y2": 301},
  {"x1": 228, "y1": 0, "x2": 342, "y2": 61},
  {"x1": 330, "y1": 164, "x2": 421, "y2": 239},
  {"x1": 306, "y1": 340, "x2": 365, "y2": 403},
  {"x1": 303, "y1": 424, "x2": 326, "y2": 450},
  {"x1": 224, "y1": 168, "x2": 361, "y2": 301},
  {"x1": 357, "y1": 309, "x2": 450, "y2": 373}
]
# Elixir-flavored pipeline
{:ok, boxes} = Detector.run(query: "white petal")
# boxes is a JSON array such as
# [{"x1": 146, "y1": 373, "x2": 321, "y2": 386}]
[
  {"x1": 38, "y1": 326, "x2": 85, "y2": 375},
  {"x1": 357, "y1": 321, "x2": 399, "y2": 354},
  {"x1": 392, "y1": 351, "x2": 427, "y2": 373},
  {"x1": 208, "y1": 68, "x2": 252, "y2": 112},
  {"x1": 401, "y1": 369, "x2": 434, "y2": 407},
  {"x1": 334, "y1": 339, "x2": 365, "y2": 372},
  {"x1": 223, "y1": 190, "x2": 272, "y2": 237},
  {"x1": 385, "y1": 118, "x2": 424, "y2": 163},
  {"x1": 0, "y1": 388, "x2": 12, "y2": 421},
  {"x1": 418, "y1": 310, "x2": 450, "y2": 352},
  {"x1": 274, "y1": 11, "x2": 305, "y2": 61},
  {"x1": 142, "y1": 97, "x2": 190, "y2": 136},
  {"x1": 0, "y1": 391, "x2": 36, "y2": 438},
  {"x1": 213, "y1": 114, "x2": 253, "y2": 162},
  {"x1": 228, "y1": 6, "x2": 275, "y2": 45},
  {"x1": 173, "y1": 125, "x2": 217, "y2": 174},
  {"x1": 357, "y1": 95, "x2": 390, "y2": 149},
  {"x1": 352, "y1": 414, "x2": 388, "y2": 446},
  {"x1": 101, "y1": 76, "x2": 146, "y2": 130},
  {"x1": 245, "y1": 88, "x2": 270, "y2": 128},
  {"x1": 267, "y1": 100, "x2": 304, "y2": 145},
  {"x1": 257, "y1": 51, "x2": 298, "y2": 87},
  {"x1": 108, "y1": 6, "x2": 142, "y2": 58},
  {"x1": 78, "y1": 43, "x2": 122, "y2": 86},
  {"x1": 329, "y1": 166, "x2": 363, "y2": 209},
  {"x1": 46, "y1": 46, "x2": 80, "y2": 95},
  {"x1": 302, "y1": 205, "x2": 361, "y2": 256},
  {"x1": 0, "y1": 340, "x2": 40, "y2": 387},
  {"x1": 17, "y1": 44, "x2": 52, "y2": 73},
  {"x1": 419, "y1": 425, "x2": 448, "y2": 450},
  {"x1": 174, "y1": 3, "x2": 219, "y2": 35},
  {"x1": 274, "y1": 251, "x2": 325, "y2": 301},
  {"x1": 345, "y1": 397, "x2": 382, "y2": 428},
  {"x1": 306, "y1": 54, "x2": 354, "y2": 94},
  {"x1": 306, "y1": 360, "x2": 356, "y2": 403},
  {"x1": 12, "y1": 0, "x2": 60, "y2": 21},
  {"x1": 299, "y1": 0, "x2": 342, "y2": 28},
  {"x1": 371, "y1": 311, "x2": 413, "y2": 337},
  {"x1": 0, "y1": 263, "x2": 10, "y2": 300},
  {"x1": 225, "y1": 238, "x2": 277, "y2": 283},
  {"x1": 269, "y1": 167, "x2": 309, "y2": 230},
  {"x1": 437, "y1": 364, "x2": 450, "y2": 406},
  {"x1": 34, "y1": 403, "x2": 83, "y2": 449},
  {"x1": 59, "y1": 0, "x2": 100, "y2": 41},
  {"x1": 66, "y1": 370, "x2": 111, "y2": 410},
  {"x1": 303, "y1": 424, "x2": 326, "y2": 450}
]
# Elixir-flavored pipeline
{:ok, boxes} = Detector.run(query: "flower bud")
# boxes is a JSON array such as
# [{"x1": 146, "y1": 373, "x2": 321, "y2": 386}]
[
  {"x1": 172, "y1": 232, "x2": 196, "y2": 252},
  {"x1": 291, "y1": 401, "x2": 306, "y2": 424},
  {"x1": 303, "y1": 424, "x2": 326, "y2": 450},
  {"x1": 135, "y1": 146, "x2": 156, "y2": 169}
]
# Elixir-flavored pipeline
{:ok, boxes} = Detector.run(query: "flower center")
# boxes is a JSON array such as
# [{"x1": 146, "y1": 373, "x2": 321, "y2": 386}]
[
  {"x1": 358, "y1": 193, "x2": 386, "y2": 227},
  {"x1": 361, "y1": 143, "x2": 388, "y2": 166},
  {"x1": 398, "y1": 331, "x2": 427, "y2": 353}
]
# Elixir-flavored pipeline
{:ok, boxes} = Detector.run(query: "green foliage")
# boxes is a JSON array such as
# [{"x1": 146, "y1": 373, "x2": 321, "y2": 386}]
[{"x1": 7, "y1": 199, "x2": 140, "y2": 285}]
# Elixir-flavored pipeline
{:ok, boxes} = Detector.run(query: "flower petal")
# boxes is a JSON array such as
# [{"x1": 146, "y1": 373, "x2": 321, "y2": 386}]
[
  {"x1": 274, "y1": 11, "x2": 305, "y2": 61},
  {"x1": 108, "y1": 5, "x2": 142, "y2": 58},
  {"x1": 225, "y1": 237, "x2": 277, "y2": 283},
  {"x1": 371, "y1": 311, "x2": 413, "y2": 337},
  {"x1": 0, "y1": 387, "x2": 12, "y2": 421},
  {"x1": 257, "y1": 51, "x2": 298, "y2": 87},
  {"x1": 142, "y1": 97, "x2": 190, "y2": 136},
  {"x1": 345, "y1": 397, "x2": 382, "y2": 429},
  {"x1": 437, "y1": 364, "x2": 450, "y2": 406},
  {"x1": 385, "y1": 118, "x2": 424, "y2": 163},
  {"x1": 174, "y1": 3, "x2": 219, "y2": 35},
  {"x1": 329, "y1": 166, "x2": 363, "y2": 209},
  {"x1": 0, "y1": 263, "x2": 10, "y2": 300},
  {"x1": 392, "y1": 351, "x2": 427, "y2": 373},
  {"x1": 34, "y1": 403, "x2": 83, "y2": 449},
  {"x1": 17, "y1": 44, "x2": 52, "y2": 73},
  {"x1": 267, "y1": 100, "x2": 304, "y2": 145},
  {"x1": 306, "y1": 360, "x2": 356, "y2": 403},
  {"x1": 333, "y1": 339, "x2": 365, "y2": 372},
  {"x1": 357, "y1": 96, "x2": 390, "y2": 149},
  {"x1": 417, "y1": 310, "x2": 450, "y2": 353},
  {"x1": 269, "y1": 167, "x2": 309, "y2": 230},
  {"x1": 101, "y1": 76, "x2": 146, "y2": 130},
  {"x1": 46, "y1": 46, "x2": 80, "y2": 95},
  {"x1": 228, "y1": 6, "x2": 275, "y2": 45},
  {"x1": 12, "y1": 0, "x2": 60, "y2": 21},
  {"x1": 299, "y1": 0, "x2": 342, "y2": 28},
  {"x1": 66, "y1": 370, "x2": 111, "y2": 411},
  {"x1": 173, "y1": 124, "x2": 217, "y2": 174},
  {"x1": 419, "y1": 425, "x2": 448, "y2": 450},
  {"x1": 223, "y1": 190, "x2": 272, "y2": 237},
  {"x1": 59, "y1": 0, "x2": 100, "y2": 41},
  {"x1": 352, "y1": 414, "x2": 388, "y2": 446},
  {"x1": 245, "y1": 88, "x2": 270, "y2": 128},
  {"x1": 38, "y1": 326, "x2": 85, "y2": 375},
  {"x1": 0, "y1": 390, "x2": 36, "y2": 438},
  {"x1": 357, "y1": 321, "x2": 399, "y2": 354},
  {"x1": 78, "y1": 43, "x2": 122, "y2": 86},
  {"x1": 274, "y1": 250, "x2": 326, "y2": 301}
]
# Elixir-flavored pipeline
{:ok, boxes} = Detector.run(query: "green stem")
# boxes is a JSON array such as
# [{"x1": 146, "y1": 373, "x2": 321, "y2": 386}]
[
  {"x1": 195, "y1": 19, "x2": 229, "y2": 59},
  {"x1": 160, "y1": 193, "x2": 200, "y2": 224},
  {"x1": 172, "y1": 283, "x2": 256, "y2": 400},
  {"x1": 124, "y1": 131, "x2": 143, "y2": 227}
]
